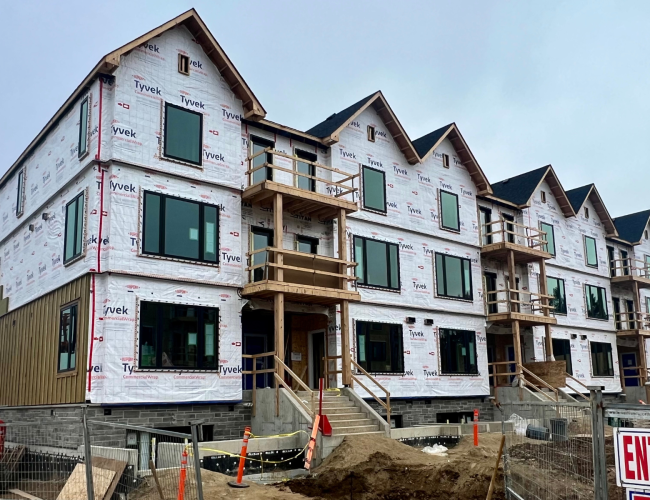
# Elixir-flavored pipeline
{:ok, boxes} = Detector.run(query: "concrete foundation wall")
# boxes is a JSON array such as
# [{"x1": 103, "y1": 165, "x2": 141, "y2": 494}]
[
  {"x1": 250, "y1": 388, "x2": 312, "y2": 437},
  {"x1": 366, "y1": 396, "x2": 495, "y2": 426}
]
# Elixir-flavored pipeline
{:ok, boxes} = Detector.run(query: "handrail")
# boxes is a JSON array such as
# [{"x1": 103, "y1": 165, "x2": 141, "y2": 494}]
[
  {"x1": 614, "y1": 311, "x2": 650, "y2": 330},
  {"x1": 563, "y1": 372, "x2": 590, "y2": 401},
  {"x1": 482, "y1": 217, "x2": 548, "y2": 249},
  {"x1": 485, "y1": 288, "x2": 555, "y2": 315},
  {"x1": 611, "y1": 257, "x2": 650, "y2": 278},
  {"x1": 275, "y1": 355, "x2": 315, "y2": 417},
  {"x1": 351, "y1": 359, "x2": 391, "y2": 424},
  {"x1": 487, "y1": 361, "x2": 520, "y2": 386},
  {"x1": 242, "y1": 351, "x2": 277, "y2": 417},
  {"x1": 520, "y1": 364, "x2": 558, "y2": 402},
  {"x1": 323, "y1": 355, "x2": 342, "y2": 389},
  {"x1": 247, "y1": 246, "x2": 357, "y2": 267}
]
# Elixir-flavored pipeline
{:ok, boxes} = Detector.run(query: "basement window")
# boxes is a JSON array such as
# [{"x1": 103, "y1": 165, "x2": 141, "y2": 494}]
[
  {"x1": 435, "y1": 253, "x2": 473, "y2": 301},
  {"x1": 178, "y1": 54, "x2": 190, "y2": 75},
  {"x1": 139, "y1": 301, "x2": 218, "y2": 370},
  {"x1": 164, "y1": 102, "x2": 203, "y2": 166},
  {"x1": 439, "y1": 329, "x2": 478, "y2": 375},
  {"x1": 540, "y1": 191, "x2": 547, "y2": 204},
  {"x1": 58, "y1": 303, "x2": 78, "y2": 373},
  {"x1": 16, "y1": 169, "x2": 25, "y2": 217},
  {"x1": 585, "y1": 284, "x2": 608, "y2": 320},
  {"x1": 439, "y1": 190, "x2": 460, "y2": 232},
  {"x1": 143, "y1": 191, "x2": 219, "y2": 264},
  {"x1": 367, "y1": 125, "x2": 376, "y2": 142},
  {"x1": 362, "y1": 165, "x2": 387, "y2": 213},
  {"x1": 442, "y1": 154, "x2": 450, "y2": 168},
  {"x1": 355, "y1": 321, "x2": 404, "y2": 374},
  {"x1": 590, "y1": 341, "x2": 614, "y2": 377},
  {"x1": 354, "y1": 235, "x2": 400, "y2": 290},
  {"x1": 78, "y1": 97, "x2": 89, "y2": 159},
  {"x1": 64, "y1": 192, "x2": 85, "y2": 264},
  {"x1": 584, "y1": 207, "x2": 590, "y2": 219}
]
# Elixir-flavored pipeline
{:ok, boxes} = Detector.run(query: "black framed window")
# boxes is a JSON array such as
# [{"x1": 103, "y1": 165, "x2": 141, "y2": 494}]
[
  {"x1": 552, "y1": 338, "x2": 572, "y2": 375},
  {"x1": 78, "y1": 97, "x2": 89, "y2": 158},
  {"x1": 296, "y1": 235, "x2": 318, "y2": 254},
  {"x1": 440, "y1": 190, "x2": 460, "y2": 231},
  {"x1": 502, "y1": 213, "x2": 515, "y2": 243},
  {"x1": 479, "y1": 207, "x2": 492, "y2": 245},
  {"x1": 547, "y1": 276, "x2": 567, "y2": 314},
  {"x1": 585, "y1": 284, "x2": 608, "y2": 320},
  {"x1": 353, "y1": 236, "x2": 400, "y2": 290},
  {"x1": 621, "y1": 249, "x2": 630, "y2": 276},
  {"x1": 295, "y1": 149, "x2": 316, "y2": 192},
  {"x1": 590, "y1": 341, "x2": 614, "y2": 377},
  {"x1": 356, "y1": 321, "x2": 404, "y2": 374},
  {"x1": 439, "y1": 329, "x2": 478, "y2": 375},
  {"x1": 540, "y1": 222, "x2": 556, "y2": 256},
  {"x1": 143, "y1": 192, "x2": 219, "y2": 264},
  {"x1": 251, "y1": 135, "x2": 274, "y2": 185},
  {"x1": 64, "y1": 192, "x2": 85, "y2": 264},
  {"x1": 585, "y1": 236, "x2": 598, "y2": 268},
  {"x1": 139, "y1": 301, "x2": 218, "y2": 370},
  {"x1": 607, "y1": 246, "x2": 616, "y2": 277},
  {"x1": 435, "y1": 253, "x2": 472, "y2": 300},
  {"x1": 16, "y1": 169, "x2": 24, "y2": 217},
  {"x1": 362, "y1": 165, "x2": 386, "y2": 213},
  {"x1": 58, "y1": 303, "x2": 78, "y2": 372},
  {"x1": 164, "y1": 102, "x2": 203, "y2": 166}
]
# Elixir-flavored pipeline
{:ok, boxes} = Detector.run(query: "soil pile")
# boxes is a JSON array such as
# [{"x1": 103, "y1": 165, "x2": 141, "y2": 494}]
[{"x1": 283, "y1": 434, "x2": 505, "y2": 500}]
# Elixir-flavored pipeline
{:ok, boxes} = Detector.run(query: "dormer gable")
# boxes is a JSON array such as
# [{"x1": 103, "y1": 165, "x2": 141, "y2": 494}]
[{"x1": 566, "y1": 184, "x2": 618, "y2": 237}]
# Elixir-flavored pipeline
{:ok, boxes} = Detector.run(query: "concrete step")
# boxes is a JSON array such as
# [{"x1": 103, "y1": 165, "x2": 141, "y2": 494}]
[
  {"x1": 325, "y1": 412, "x2": 367, "y2": 421},
  {"x1": 329, "y1": 418, "x2": 375, "y2": 428},
  {"x1": 318, "y1": 406, "x2": 364, "y2": 415},
  {"x1": 332, "y1": 425, "x2": 380, "y2": 436},
  {"x1": 296, "y1": 392, "x2": 349, "y2": 401},
  {"x1": 311, "y1": 400, "x2": 356, "y2": 409}
]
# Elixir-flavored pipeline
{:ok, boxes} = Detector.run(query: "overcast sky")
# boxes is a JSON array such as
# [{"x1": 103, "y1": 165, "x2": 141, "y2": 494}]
[{"x1": 1, "y1": 1, "x2": 648, "y2": 216}]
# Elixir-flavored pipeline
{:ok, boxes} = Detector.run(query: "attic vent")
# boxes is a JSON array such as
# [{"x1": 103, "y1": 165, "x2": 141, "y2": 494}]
[
  {"x1": 584, "y1": 207, "x2": 589, "y2": 219},
  {"x1": 442, "y1": 154, "x2": 450, "y2": 169},
  {"x1": 367, "y1": 125, "x2": 376, "y2": 142},
  {"x1": 178, "y1": 54, "x2": 190, "y2": 75},
  {"x1": 540, "y1": 191, "x2": 547, "y2": 204}
]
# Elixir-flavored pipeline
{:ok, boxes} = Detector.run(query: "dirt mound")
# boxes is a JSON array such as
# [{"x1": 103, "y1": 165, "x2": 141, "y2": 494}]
[{"x1": 283, "y1": 434, "x2": 505, "y2": 500}]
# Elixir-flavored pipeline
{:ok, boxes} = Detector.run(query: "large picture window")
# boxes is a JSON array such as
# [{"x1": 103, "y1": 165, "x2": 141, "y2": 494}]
[
  {"x1": 354, "y1": 236, "x2": 400, "y2": 290},
  {"x1": 355, "y1": 321, "x2": 404, "y2": 374},
  {"x1": 143, "y1": 192, "x2": 219, "y2": 264},
  {"x1": 78, "y1": 97, "x2": 89, "y2": 158},
  {"x1": 540, "y1": 222, "x2": 556, "y2": 256},
  {"x1": 435, "y1": 253, "x2": 472, "y2": 300},
  {"x1": 590, "y1": 341, "x2": 614, "y2": 377},
  {"x1": 552, "y1": 338, "x2": 572, "y2": 375},
  {"x1": 64, "y1": 192, "x2": 85, "y2": 264},
  {"x1": 585, "y1": 284, "x2": 608, "y2": 320},
  {"x1": 164, "y1": 102, "x2": 203, "y2": 166},
  {"x1": 139, "y1": 301, "x2": 218, "y2": 370},
  {"x1": 439, "y1": 329, "x2": 478, "y2": 375},
  {"x1": 584, "y1": 236, "x2": 598, "y2": 268},
  {"x1": 440, "y1": 190, "x2": 460, "y2": 231},
  {"x1": 58, "y1": 303, "x2": 78, "y2": 372},
  {"x1": 362, "y1": 166, "x2": 386, "y2": 213},
  {"x1": 547, "y1": 276, "x2": 567, "y2": 314}
]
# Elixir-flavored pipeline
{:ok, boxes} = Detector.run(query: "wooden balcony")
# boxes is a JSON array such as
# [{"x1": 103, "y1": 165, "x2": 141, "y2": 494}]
[
  {"x1": 615, "y1": 311, "x2": 650, "y2": 337},
  {"x1": 481, "y1": 218, "x2": 551, "y2": 263},
  {"x1": 242, "y1": 247, "x2": 361, "y2": 305},
  {"x1": 610, "y1": 258, "x2": 650, "y2": 289},
  {"x1": 244, "y1": 148, "x2": 359, "y2": 221},
  {"x1": 485, "y1": 288, "x2": 557, "y2": 327}
]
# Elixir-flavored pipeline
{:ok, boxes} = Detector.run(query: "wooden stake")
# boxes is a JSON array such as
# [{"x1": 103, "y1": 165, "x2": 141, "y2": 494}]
[
  {"x1": 486, "y1": 435, "x2": 506, "y2": 500},
  {"x1": 148, "y1": 460, "x2": 165, "y2": 500}
]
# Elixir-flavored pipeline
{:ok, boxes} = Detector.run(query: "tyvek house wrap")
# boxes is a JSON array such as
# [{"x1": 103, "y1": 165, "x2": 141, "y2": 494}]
[
  {"x1": 87, "y1": 273, "x2": 243, "y2": 404},
  {"x1": 110, "y1": 26, "x2": 244, "y2": 190}
]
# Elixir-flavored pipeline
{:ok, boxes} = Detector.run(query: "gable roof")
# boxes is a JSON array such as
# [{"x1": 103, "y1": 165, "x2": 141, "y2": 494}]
[
  {"x1": 490, "y1": 165, "x2": 575, "y2": 217},
  {"x1": 306, "y1": 91, "x2": 420, "y2": 165},
  {"x1": 613, "y1": 210, "x2": 650, "y2": 245},
  {"x1": 412, "y1": 123, "x2": 492, "y2": 195},
  {"x1": 565, "y1": 184, "x2": 618, "y2": 236},
  {"x1": 1, "y1": 8, "x2": 265, "y2": 188}
]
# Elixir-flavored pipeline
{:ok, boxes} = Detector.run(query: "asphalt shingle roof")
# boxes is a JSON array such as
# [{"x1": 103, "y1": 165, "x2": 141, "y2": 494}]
[
  {"x1": 305, "y1": 93, "x2": 376, "y2": 138},
  {"x1": 613, "y1": 210, "x2": 650, "y2": 244},
  {"x1": 412, "y1": 124, "x2": 453, "y2": 158},
  {"x1": 565, "y1": 184, "x2": 594, "y2": 213},
  {"x1": 490, "y1": 166, "x2": 549, "y2": 206}
]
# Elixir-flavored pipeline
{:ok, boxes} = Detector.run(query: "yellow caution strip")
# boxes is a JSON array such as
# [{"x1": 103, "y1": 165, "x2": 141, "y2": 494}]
[{"x1": 197, "y1": 443, "x2": 309, "y2": 465}]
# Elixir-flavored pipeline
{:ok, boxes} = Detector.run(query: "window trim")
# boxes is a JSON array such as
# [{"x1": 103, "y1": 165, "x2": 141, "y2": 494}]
[
  {"x1": 78, "y1": 96, "x2": 90, "y2": 160},
  {"x1": 296, "y1": 235, "x2": 319, "y2": 254},
  {"x1": 439, "y1": 189, "x2": 460, "y2": 232},
  {"x1": 141, "y1": 190, "x2": 220, "y2": 266},
  {"x1": 367, "y1": 125, "x2": 376, "y2": 142},
  {"x1": 584, "y1": 207, "x2": 589, "y2": 219},
  {"x1": 178, "y1": 54, "x2": 190, "y2": 75},
  {"x1": 63, "y1": 191, "x2": 86, "y2": 266},
  {"x1": 162, "y1": 101, "x2": 203, "y2": 166},
  {"x1": 584, "y1": 235, "x2": 598, "y2": 268},
  {"x1": 361, "y1": 165, "x2": 387, "y2": 214},
  {"x1": 607, "y1": 246, "x2": 616, "y2": 277},
  {"x1": 589, "y1": 340, "x2": 615, "y2": 378},
  {"x1": 136, "y1": 299, "x2": 220, "y2": 372},
  {"x1": 479, "y1": 206, "x2": 492, "y2": 245},
  {"x1": 354, "y1": 320, "x2": 405, "y2": 375},
  {"x1": 438, "y1": 328, "x2": 479, "y2": 376},
  {"x1": 540, "y1": 191, "x2": 547, "y2": 204},
  {"x1": 442, "y1": 153, "x2": 450, "y2": 168},
  {"x1": 16, "y1": 168, "x2": 25, "y2": 217},
  {"x1": 57, "y1": 301, "x2": 79, "y2": 375},
  {"x1": 539, "y1": 222, "x2": 556, "y2": 256},
  {"x1": 434, "y1": 252, "x2": 473, "y2": 302},
  {"x1": 584, "y1": 284, "x2": 609, "y2": 321},
  {"x1": 547, "y1": 276, "x2": 567, "y2": 315},
  {"x1": 353, "y1": 235, "x2": 401, "y2": 291}
]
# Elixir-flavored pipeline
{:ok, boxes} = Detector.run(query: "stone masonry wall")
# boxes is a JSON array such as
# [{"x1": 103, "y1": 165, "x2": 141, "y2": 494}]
[{"x1": 367, "y1": 397, "x2": 495, "y2": 427}]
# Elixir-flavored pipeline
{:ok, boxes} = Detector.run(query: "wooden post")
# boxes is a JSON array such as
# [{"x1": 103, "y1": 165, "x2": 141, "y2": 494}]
[
  {"x1": 273, "y1": 193, "x2": 283, "y2": 282},
  {"x1": 507, "y1": 250, "x2": 523, "y2": 386},
  {"x1": 539, "y1": 259, "x2": 554, "y2": 361},
  {"x1": 338, "y1": 208, "x2": 348, "y2": 289},
  {"x1": 512, "y1": 320, "x2": 523, "y2": 386},
  {"x1": 341, "y1": 300, "x2": 351, "y2": 386}
]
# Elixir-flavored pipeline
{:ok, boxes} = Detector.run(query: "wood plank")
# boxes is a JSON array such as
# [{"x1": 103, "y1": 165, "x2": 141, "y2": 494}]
[{"x1": 56, "y1": 464, "x2": 114, "y2": 500}]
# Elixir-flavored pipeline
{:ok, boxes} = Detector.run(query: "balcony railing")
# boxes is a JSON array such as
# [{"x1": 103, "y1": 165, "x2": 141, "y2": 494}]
[
  {"x1": 610, "y1": 257, "x2": 650, "y2": 279},
  {"x1": 246, "y1": 147, "x2": 360, "y2": 201},
  {"x1": 614, "y1": 311, "x2": 650, "y2": 331},
  {"x1": 482, "y1": 217, "x2": 548, "y2": 251},
  {"x1": 485, "y1": 287, "x2": 555, "y2": 317}
]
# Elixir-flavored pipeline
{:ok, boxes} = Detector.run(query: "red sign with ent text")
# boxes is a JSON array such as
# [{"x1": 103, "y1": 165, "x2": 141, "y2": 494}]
[{"x1": 615, "y1": 429, "x2": 650, "y2": 489}]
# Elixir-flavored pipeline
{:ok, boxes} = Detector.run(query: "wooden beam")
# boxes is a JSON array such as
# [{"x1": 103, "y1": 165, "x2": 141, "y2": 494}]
[
  {"x1": 273, "y1": 194, "x2": 283, "y2": 283},
  {"x1": 538, "y1": 259, "x2": 554, "y2": 361},
  {"x1": 341, "y1": 300, "x2": 351, "y2": 386},
  {"x1": 275, "y1": 293, "x2": 285, "y2": 382}
]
